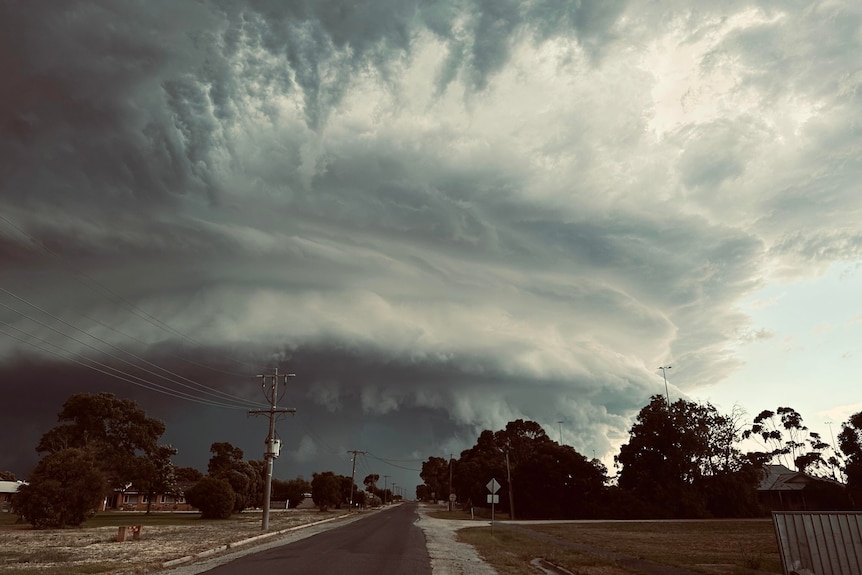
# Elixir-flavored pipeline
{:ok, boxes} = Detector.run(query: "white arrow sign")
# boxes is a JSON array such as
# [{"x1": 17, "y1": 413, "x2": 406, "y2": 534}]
[{"x1": 486, "y1": 478, "x2": 500, "y2": 494}]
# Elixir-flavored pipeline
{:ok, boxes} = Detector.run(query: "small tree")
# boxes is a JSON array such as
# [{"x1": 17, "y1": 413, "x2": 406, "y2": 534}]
[
  {"x1": 0, "y1": 471, "x2": 16, "y2": 481},
  {"x1": 14, "y1": 448, "x2": 106, "y2": 529},
  {"x1": 272, "y1": 476, "x2": 312, "y2": 508},
  {"x1": 420, "y1": 457, "x2": 448, "y2": 502},
  {"x1": 186, "y1": 477, "x2": 235, "y2": 519},
  {"x1": 363, "y1": 473, "x2": 379, "y2": 492},
  {"x1": 206, "y1": 442, "x2": 262, "y2": 512},
  {"x1": 136, "y1": 444, "x2": 178, "y2": 514},
  {"x1": 311, "y1": 472, "x2": 341, "y2": 511}
]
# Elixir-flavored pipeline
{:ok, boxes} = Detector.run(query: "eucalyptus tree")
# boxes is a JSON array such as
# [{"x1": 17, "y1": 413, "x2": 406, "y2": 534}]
[{"x1": 743, "y1": 407, "x2": 831, "y2": 475}]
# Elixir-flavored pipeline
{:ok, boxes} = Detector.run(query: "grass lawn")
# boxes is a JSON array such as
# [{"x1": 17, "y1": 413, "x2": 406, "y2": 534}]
[
  {"x1": 457, "y1": 519, "x2": 782, "y2": 575},
  {"x1": 0, "y1": 509, "x2": 347, "y2": 575},
  {"x1": 1, "y1": 509, "x2": 219, "y2": 529}
]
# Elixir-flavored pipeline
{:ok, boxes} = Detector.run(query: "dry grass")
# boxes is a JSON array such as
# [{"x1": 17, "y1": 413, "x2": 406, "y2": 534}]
[
  {"x1": 459, "y1": 527, "x2": 631, "y2": 575},
  {"x1": 458, "y1": 519, "x2": 782, "y2": 575},
  {"x1": 0, "y1": 509, "x2": 349, "y2": 575}
]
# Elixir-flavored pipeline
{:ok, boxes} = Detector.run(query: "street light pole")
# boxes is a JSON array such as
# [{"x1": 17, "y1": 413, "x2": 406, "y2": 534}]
[{"x1": 658, "y1": 366, "x2": 671, "y2": 407}]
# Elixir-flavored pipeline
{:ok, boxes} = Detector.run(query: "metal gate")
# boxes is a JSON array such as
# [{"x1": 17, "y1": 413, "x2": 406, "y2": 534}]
[{"x1": 772, "y1": 511, "x2": 862, "y2": 574}]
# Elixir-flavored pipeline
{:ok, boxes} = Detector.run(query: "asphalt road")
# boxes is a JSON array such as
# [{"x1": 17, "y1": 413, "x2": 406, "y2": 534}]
[{"x1": 200, "y1": 502, "x2": 432, "y2": 575}]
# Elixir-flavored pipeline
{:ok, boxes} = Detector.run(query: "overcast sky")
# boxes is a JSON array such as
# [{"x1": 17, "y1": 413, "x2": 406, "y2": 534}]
[{"x1": 2, "y1": 0, "x2": 861, "y2": 491}]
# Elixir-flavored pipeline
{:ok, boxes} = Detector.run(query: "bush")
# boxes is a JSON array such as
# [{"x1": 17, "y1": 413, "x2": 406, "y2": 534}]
[
  {"x1": 311, "y1": 471, "x2": 342, "y2": 511},
  {"x1": 186, "y1": 477, "x2": 235, "y2": 519},
  {"x1": 14, "y1": 448, "x2": 107, "y2": 529}
]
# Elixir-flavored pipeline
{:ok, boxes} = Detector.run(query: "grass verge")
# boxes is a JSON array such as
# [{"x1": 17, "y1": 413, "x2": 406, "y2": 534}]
[
  {"x1": 459, "y1": 520, "x2": 782, "y2": 575},
  {"x1": 459, "y1": 526, "x2": 630, "y2": 575}
]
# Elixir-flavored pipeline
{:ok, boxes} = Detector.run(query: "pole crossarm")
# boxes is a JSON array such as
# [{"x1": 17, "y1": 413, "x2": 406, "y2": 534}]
[{"x1": 248, "y1": 408, "x2": 297, "y2": 416}]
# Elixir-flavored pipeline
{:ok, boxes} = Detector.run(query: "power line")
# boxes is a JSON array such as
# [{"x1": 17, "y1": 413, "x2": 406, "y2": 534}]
[
  {"x1": 79, "y1": 313, "x2": 254, "y2": 379},
  {"x1": 0, "y1": 292, "x2": 262, "y2": 408},
  {"x1": 365, "y1": 454, "x2": 427, "y2": 463},
  {"x1": 0, "y1": 213, "x2": 266, "y2": 372},
  {"x1": 0, "y1": 324, "x2": 253, "y2": 409},
  {"x1": 365, "y1": 452, "x2": 422, "y2": 472}
]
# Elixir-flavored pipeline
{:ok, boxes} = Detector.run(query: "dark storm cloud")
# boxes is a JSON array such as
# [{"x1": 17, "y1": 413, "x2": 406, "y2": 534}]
[
  {"x1": 2, "y1": 0, "x2": 860, "y2": 482},
  {"x1": 0, "y1": 1, "x2": 220, "y2": 205}
]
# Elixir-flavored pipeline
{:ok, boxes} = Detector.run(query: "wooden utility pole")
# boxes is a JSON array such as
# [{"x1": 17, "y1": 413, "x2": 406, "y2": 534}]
[
  {"x1": 249, "y1": 368, "x2": 296, "y2": 531},
  {"x1": 506, "y1": 451, "x2": 515, "y2": 520},
  {"x1": 347, "y1": 450, "x2": 366, "y2": 510},
  {"x1": 448, "y1": 454, "x2": 453, "y2": 511}
]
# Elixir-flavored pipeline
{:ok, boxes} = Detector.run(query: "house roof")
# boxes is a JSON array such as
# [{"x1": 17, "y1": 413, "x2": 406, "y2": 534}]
[
  {"x1": 0, "y1": 481, "x2": 23, "y2": 494},
  {"x1": 758, "y1": 464, "x2": 819, "y2": 491},
  {"x1": 112, "y1": 480, "x2": 197, "y2": 495}
]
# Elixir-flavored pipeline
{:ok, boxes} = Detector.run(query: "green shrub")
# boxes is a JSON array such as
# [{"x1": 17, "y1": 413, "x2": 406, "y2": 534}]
[
  {"x1": 14, "y1": 448, "x2": 106, "y2": 529},
  {"x1": 186, "y1": 477, "x2": 235, "y2": 519}
]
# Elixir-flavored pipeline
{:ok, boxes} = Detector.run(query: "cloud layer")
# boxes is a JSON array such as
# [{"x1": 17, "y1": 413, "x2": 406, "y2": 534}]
[{"x1": 1, "y1": 0, "x2": 860, "y2": 483}]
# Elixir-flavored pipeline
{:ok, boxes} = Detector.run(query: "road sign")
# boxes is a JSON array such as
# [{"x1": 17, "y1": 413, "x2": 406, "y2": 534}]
[
  {"x1": 486, "y1": 494, "x2": 499, "y2": 504},
  {"x1": 449, "y1": 493, "x2": 456, "y2": 502},
  {"x1": 486, "y1": 478, "x2": 500, "y2": 494}
]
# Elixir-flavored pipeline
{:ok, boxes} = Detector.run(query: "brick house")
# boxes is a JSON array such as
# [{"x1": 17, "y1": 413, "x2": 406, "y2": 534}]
[{"x1": 103, "y1": 481, "x2": 198, "y2": 512}]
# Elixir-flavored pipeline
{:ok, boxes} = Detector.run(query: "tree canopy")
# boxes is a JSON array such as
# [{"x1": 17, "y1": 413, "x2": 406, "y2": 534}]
[
  {"x1": 839, "y1": 411, "x2": 862, "y2": 503},
  {"x1": 616, "y1": 395, "x2": 759, "y2": 518},
  {"x1": 35, "y1": 392, "x2": 173, "y2": 494},
  {"x1": 427, "y1": 419, "x2": 606, "y2": 519},
  {"x1": 272, "y1": 476, "x2": 312, "y2": 508}
]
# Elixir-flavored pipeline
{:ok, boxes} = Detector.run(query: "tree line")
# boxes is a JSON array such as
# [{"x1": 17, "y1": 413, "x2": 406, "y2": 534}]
[
  {"x1": 5, "y1": 392, "x2": 391, "y2": 528},
  {"x1": 11, "y1": 391, "x2": 862, "y2": 527},
  {"x1": 420, "y1": 396, "x2": 862, "y2": 519}
]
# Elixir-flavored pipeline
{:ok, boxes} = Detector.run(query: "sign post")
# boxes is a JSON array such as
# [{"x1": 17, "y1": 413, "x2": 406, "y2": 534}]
[{"x1": 486, "y1": 478, "x2": 500, "y2": 531}]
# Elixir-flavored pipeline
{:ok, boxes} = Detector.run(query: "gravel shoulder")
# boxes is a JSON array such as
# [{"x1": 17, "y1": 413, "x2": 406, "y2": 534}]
[{"x1": 416, "y1": 504, "x2": 498, "y2": 575}]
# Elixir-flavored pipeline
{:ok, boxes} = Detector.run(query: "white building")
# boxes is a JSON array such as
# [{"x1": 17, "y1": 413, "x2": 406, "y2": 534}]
[{"x1": 0, "y1": 481, "x2": 24, "y2": 512}]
